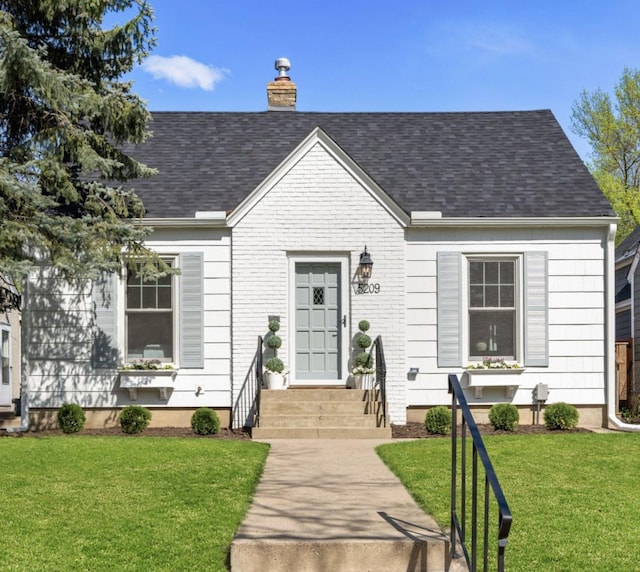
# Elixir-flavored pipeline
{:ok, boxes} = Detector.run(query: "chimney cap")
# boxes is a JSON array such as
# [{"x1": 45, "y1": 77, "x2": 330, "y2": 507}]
[{"x1": 275, "y1": 57, "x2": 291, "y2": 78}]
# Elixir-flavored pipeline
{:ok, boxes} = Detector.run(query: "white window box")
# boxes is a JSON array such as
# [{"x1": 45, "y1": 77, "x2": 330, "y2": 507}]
[
  {"x1": 119, "y1": 369, "x2": 178, "y2": 401},
  {"x1": 464, "y1": 368, "x2": 525, "y2": 399}
]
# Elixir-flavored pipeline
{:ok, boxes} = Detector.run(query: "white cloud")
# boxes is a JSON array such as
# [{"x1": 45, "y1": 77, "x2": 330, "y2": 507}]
[
  {"x1": 463, "y1": 23, "x2": 533, "y2": 56},
  {"x1": 142, "y1": 55, "x2": 227, "y2": 91},
  {"x1": 427, "y1": 20, "x2": 536, "y2": 60}
]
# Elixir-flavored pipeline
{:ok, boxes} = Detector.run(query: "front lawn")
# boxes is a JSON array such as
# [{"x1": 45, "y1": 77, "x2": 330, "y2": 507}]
[
  {"x1": 378, "y1": 433, "x2": 640, "y2": 571},
  {"x1": 0, "y1": 436, "x2": 269, "y2": 571}
]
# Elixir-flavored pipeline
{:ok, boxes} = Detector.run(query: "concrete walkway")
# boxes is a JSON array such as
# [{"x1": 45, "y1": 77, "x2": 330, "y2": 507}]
[{"x1": 230, "y1": 439, "x2": 465, "y2": 572}]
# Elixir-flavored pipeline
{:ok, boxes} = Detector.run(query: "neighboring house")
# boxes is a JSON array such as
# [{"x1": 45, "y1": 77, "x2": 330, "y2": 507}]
[
  {"x1": 23, "y1": 63, "x2": 618, "y2": 429},
  {"x1": 614, "y1": 227, "x2": 640, "y2": 404},
  {"x1": 0, "y1": 275, "x2": 21, "y2": 428}
]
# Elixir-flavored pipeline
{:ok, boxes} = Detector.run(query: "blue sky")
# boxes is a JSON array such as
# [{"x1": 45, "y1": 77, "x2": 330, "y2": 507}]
[{"x1": 123, "y1": 0, "x2": 640, "y2": 161}]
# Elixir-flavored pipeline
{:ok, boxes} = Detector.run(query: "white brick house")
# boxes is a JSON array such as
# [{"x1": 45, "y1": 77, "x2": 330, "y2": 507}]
[{"x1": 20, "y1": 65, "x2": 622, "y2": 430}]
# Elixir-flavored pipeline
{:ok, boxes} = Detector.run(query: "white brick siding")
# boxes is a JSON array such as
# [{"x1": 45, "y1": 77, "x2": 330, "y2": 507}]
[{"x1": 232, "y1": 142, "x2": 408, "y2": 422}]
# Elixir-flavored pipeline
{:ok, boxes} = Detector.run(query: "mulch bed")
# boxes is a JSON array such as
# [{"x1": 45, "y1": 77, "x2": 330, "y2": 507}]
[
  {"x1": 391, "y1": 422, "x2": 592, "y2": 439},
  {"x1": 2, "y1": 423, "x2": 592, "y2": 439}
]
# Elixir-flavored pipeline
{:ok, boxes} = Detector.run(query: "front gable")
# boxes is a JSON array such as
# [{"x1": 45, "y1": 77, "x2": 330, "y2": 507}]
[{"x1": 226, "y1": 127, "x2": 409, "y2": 228}]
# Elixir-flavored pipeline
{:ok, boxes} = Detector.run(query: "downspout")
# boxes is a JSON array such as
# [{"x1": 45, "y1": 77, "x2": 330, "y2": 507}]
[
  {"x1": 606, "y1": 224, "x2": 640, "y2": 431},
  {"x1": 7, "y1": 277, "x2": 29, "y2": 433}
]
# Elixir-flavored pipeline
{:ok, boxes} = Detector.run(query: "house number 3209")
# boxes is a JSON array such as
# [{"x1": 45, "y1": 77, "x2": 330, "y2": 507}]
[{"x1": 357, "y1": 283, "x2": 381, "y2": 294}]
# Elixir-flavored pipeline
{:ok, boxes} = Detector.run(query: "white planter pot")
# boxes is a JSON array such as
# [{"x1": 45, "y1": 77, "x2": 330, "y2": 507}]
[
  {"x1": 353, "y1": 373, "x2": 374, "y2": 389},
  {"x1": 265, "y1": 371, "x2": 286, "y2": 390}
]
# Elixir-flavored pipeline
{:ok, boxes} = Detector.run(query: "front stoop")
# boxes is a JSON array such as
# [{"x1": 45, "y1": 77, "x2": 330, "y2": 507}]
[
  {"x1": 252, "y1": 388, "x2": 391, "y2": 439},
  {"x1": 0, "y1": 409, "x2": 20, "y2": 430}
]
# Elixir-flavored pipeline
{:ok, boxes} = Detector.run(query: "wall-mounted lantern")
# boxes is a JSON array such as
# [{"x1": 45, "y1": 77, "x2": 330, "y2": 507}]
[{"x1": 357, "y1": 246, "x2": 373, "y2": 284}]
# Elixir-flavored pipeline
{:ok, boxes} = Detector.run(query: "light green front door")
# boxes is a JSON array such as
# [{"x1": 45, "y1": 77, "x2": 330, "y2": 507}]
[{"x1": 295, "y1": 263, "x2": 341, "y2": 381}]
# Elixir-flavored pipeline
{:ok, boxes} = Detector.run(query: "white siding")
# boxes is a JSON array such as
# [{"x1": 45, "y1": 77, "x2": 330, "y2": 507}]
[
  {"x1": 232, "y1": 143, "x2": 407, "y2": 422},
  {"x1": 26, "y1": 228, "x2": 232, "y2": 409},
  {"x1": 405, "y1": 226, "x2": 608, "y2": 407}
]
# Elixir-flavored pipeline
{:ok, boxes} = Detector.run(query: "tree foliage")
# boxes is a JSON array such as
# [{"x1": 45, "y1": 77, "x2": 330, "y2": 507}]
[
  {"x1": 0, "y1": 0, "x2": 168, "y2": 298},
  {"x1": 572, "y1": 67, "x2": 640, "y2": 243}
]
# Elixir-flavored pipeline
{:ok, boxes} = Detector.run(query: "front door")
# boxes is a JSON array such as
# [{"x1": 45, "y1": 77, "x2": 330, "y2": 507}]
[
  {"x1": 0, "y1": 327, "x2": 11, "y2": 406},
  {"x1": 294, "y1": 262, "x2": 343, "y2": 385}
]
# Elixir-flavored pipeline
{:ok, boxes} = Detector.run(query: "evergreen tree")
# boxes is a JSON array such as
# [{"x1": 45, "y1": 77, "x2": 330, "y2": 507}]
[
  {"x1": 572, "y1": 68, "x2": 640, "y2": 243},
  {"x1": 0, "y1": 0, "x2": 167, "y2": 301}
]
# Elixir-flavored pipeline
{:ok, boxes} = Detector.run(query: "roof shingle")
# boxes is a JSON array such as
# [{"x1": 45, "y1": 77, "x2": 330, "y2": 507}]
[{"x1": 124, "y1": 110, "x2": 613, "y2": 219}]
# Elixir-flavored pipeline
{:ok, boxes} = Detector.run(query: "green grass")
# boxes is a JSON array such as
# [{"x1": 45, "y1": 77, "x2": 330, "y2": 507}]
[
  {"x1": 378, "y1": 433, "x2": 640, "y2": 571},
  {"x1": 0, "y1": 437, "x2": 269, "y2": 571}
]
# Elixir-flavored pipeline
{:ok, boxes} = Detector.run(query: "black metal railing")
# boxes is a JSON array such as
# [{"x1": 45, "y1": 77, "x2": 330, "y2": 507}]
[
  {"x1": 231, "y1": 336, "x2": 263, "y2": 430},
  {"x1": 449, "y1": 373, "x2": 512, "y2": 572},
  {"x1": 370, "y1": 335, "x2": 387, "y2": 427}
]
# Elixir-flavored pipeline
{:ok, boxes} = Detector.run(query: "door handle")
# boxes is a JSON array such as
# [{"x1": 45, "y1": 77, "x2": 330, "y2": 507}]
[{"x1": 342, "y1": 315, "x2": 346, "y2": 327}]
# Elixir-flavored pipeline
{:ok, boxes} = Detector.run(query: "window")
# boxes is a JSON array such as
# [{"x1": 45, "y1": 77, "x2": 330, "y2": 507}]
[
  {"x1": 92, "y1": 252, "x2": 204, "y2": 370},
  {"x1": 437, "y1": 251, "x2": 548, "y2": 368},
  {"x1": 469, "y1": 259, "x2": 517, "y2": 359},
  {"x1": 126, "y1": 261, "x2": 174, "y2": 362}
]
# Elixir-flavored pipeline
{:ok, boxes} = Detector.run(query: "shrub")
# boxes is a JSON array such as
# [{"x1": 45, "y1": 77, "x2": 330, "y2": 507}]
[
  {"x1": 265, "y1": 357, "x2": 284, "y2": 373},
  {"x1": 119, "y1": 405, "x2": 152, "y2": 434},
  {"x1": 355, "y1": 351, "x2": 373, "y2": 368},
  {"x1": 544, "y1": 402, "x2": 579, "y2": 430},
  {"x1": 425, "y1": 406, "x2": 452, "y2": 435},
  {"x1": 489, "y1": 403, "x2": 519, "y2": 431},
  {"x1": 266, "y1": 334, "x2": 282, "y2": 350},
  {"x1": 191, "y1": 408, "x2": 221, "y2": 435},
  {"x1": 56, "y1": 403, "x2": 86, "y2": 434},
  {"x1": 358, "y1": 320, "x2": 370, "y2": 332},
  {"x1": 356, "y1": 333, "x2": 372, "y2": 350},
  {"x1": 268, "y1": 320, "x2": 280, "y2": 333}
]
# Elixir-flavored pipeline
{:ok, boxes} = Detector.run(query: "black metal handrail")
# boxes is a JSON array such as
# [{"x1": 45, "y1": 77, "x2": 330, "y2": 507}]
[
  {"x1": 231, "y1": 336, "x2": 263, "y2": 430},
  {"x1": 449, "y1": 373, "x2": 512, "y2": 571},
  {"x1": 370, "y1": 335, "x2": 387, "y2": 427}
]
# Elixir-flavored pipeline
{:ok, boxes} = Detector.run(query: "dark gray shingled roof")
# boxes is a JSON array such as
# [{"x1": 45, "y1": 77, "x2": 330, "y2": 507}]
[
  {"x1": 616, "y1": 226, "x2": 640, "y2": 260},
  {"x1": 124, "y1": 110, "x2": 614, "y2": 219}
]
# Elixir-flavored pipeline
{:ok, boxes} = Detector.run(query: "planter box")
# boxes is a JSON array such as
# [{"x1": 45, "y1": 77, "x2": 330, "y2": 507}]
[
  {"x1": 119, "y1": 369, "x2": 177, "y2": 401},
  {"x1": 464, "y1": 368, "x2": 525, "y2": 399}
]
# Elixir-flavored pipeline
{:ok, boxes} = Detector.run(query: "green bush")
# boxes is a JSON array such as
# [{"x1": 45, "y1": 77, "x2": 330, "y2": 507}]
[
  {"x1": 119, "y1": 405, "x2": 152, "y2": 434},
  {"x1": 191, "y1": 408, "x2": 221, "y2": 435},
  {"x1": 268, "y1": 320, "x2": 280, "y2": 333},
  {"x1": 56, "y1": 403, "x2": 86, "y2": 434},
  {"x1": 355, "y1": 351, "x2": 373, "y2": 368},
  {"x1": 358, "y1": 320, "x2": 370, "y2": 332},
  {"x1": 356, "y1": 333, "x2": 372, "y2": 349},
  {"x1": 266, "y1": 334, "x2": 282, "y2": 350},
  {"x1": 489, "y1": 403, "x2": 519, "y2": 431},
  {"x1": 544, "y1": 402, "x2": 579, "y2": 430},
  {"x1": 265, "y1": 357, "x2": 284, "y2": 373},
  {"x1": 425, "y1": 406, "x2": 452, "y2": 435}
]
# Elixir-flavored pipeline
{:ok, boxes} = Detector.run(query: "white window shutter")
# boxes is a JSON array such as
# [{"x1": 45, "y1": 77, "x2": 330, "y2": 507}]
[
  {"x1": 180, "y1": 252, "x2": 204, "y2": 368},
  {"x1": 524, "y1": 251, "x2": 549, "y2": 366},
  {"x1": 92, "y1": 272, "x2": 118, "y2": 369},
  {"x1": 437, "y1": 252, "x2": 462, "y2": 368}
]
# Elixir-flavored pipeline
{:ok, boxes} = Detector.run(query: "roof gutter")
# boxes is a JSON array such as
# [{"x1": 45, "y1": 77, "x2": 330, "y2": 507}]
[
  {"x1": 605, "y1": 223, "x2": 640, "y2": 432},
  {"x1": 141, "y1": 212, "x2": 228, "y2": 228},
  {"x1": 410, "y1": 214, "x2": 619, "y2": 227}
]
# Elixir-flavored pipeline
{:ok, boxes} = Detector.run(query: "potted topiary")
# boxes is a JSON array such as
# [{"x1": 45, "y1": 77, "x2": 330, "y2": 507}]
[
  {"x1": 264, "y1": 319, "x2": 287, "y2": 389},
  {"x1": 352, "y1": 320, "x2": 374, "y2": 389}
]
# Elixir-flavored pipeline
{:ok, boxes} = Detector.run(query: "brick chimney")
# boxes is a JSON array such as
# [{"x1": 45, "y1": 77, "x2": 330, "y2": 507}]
[{"x1": 267, "y1": 58, "x2": 296, "y2": 111}]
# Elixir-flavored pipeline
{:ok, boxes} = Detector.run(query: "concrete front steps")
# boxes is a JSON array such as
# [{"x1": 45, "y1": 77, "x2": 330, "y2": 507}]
[{"x1": 252, "y1": 388, "x2": 392, "y2": 439}]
